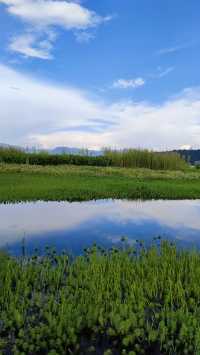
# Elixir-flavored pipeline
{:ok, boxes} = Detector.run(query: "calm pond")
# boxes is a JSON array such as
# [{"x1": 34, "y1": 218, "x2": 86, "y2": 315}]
[{"x1": 1, "y1": 199, "x2": 200, "y2": 255}]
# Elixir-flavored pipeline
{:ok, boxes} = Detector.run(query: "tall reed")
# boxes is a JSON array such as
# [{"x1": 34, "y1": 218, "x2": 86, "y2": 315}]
[{"x1": 103, "y1": 148, "x2": 187, "y2": 170}]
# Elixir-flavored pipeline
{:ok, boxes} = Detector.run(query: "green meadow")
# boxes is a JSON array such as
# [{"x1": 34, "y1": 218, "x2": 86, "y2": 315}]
[{"x1": 0, "y1": 163, "x2": 200, "y2": 202}]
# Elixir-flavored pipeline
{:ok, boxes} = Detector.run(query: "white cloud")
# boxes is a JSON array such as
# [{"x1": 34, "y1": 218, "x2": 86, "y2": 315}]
[
  {"x1": 0, "y1": 0, "x2": 104, "y2": 29},
  {"x1": 9, "y1": 32, "x2": 55, "y2": 59},
  {"x1": 180, "y1": 145, "x2": 192, "y2": 150},
  {"x1": 0, "y1": 0, "x2": 110, "y2": 58},
  {"x1": 1, "y1": 63, "x2": 200, "y2": 150},
  {"x1": 113, "y1": 78, "x2": 145, "y2": 89}
]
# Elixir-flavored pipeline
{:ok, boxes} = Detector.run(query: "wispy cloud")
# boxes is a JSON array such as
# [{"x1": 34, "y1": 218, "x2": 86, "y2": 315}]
[
  {"x1": 112, "y1": 78, "x2": 145, "y2": 89},
  {"x1": 0, "y1": 0, "x2": 112, "y2": 59},
  {"x1": 74, "y1": 31, "x2": 95, "y2": 43},
  {"x1": 157, "y1": 66, "x2": 174, "y2": 77},
  {"x1": 9, "y1": 32, "x2": 55, "y2": 59},
  {"x1": 150, "y1": 66, "x2": 175, "y2": 79},
  {"x1": 112, "y1": 67, "x2": 173, "y2": 91},
  {"x1": 156, "y1": 42, "x2": 195, "y2": 55}
]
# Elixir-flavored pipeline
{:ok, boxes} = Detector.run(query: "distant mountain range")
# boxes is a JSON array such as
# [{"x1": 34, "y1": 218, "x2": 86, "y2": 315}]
[
  {"x1": 0, "y1": 143, "x2": 22, "y2": 150},
  {"x1": 173, "y1": 150, "x2": 200, "y2": 165},
  {"x1": 0, "y1": 143, "x2": 102, "y2": 157}
]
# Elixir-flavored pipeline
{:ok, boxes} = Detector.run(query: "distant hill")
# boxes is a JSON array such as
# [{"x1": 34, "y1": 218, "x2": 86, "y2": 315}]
[
  {"x1": 50, "y1": 147, "x2": 102, "y2": 156},
  {"x1": 0, "y1": 143, "x2": 9, "y2": 148},
  {"x1": 174, "y1": 150, "x2": 200, "y2": 164},
  {"x1": 0, "y1": 143, "x2": 22, "y2": 150},
  {"x1": 0, "y1": 143, "x2": 102, "y2": 157}
]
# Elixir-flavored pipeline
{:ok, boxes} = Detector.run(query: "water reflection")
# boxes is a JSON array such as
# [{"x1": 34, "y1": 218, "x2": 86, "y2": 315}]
[{"x1": 0, "y1": 200, "x2": 200, "y2": 255}]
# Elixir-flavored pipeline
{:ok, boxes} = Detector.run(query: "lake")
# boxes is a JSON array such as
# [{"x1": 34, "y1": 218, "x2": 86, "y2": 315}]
[{"x1": 1, "y1": 199, "x2": 200, "y2": 255}]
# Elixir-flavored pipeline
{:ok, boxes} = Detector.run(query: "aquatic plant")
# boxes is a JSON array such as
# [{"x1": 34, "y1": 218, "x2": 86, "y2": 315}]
[{"x1": 1, "y1": 241, "x2": 200, "y2": 354}]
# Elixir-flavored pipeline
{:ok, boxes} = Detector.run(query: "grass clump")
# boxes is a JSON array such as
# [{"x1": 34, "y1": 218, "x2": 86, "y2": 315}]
[{"x1": 1, "y1": 241, "x2": 200, "y2": 354}]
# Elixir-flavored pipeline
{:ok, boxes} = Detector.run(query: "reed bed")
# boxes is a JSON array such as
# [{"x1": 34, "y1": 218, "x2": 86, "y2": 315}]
[
  {"x1": 1, "y1": 240, "x2": 200, "y2": 354},
  {"x1": 0, "y1": 147, "x2": 188, "y2": 171},
  {"x1": 103, "y1": 148, "x2": 187, "y2": 171}
]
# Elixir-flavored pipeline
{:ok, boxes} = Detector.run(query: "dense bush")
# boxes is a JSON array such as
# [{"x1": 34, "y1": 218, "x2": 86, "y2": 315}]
[
  {"x1": 0, "y1": 148, "x2": 111, "y2": 167},
  {"x1": 1, "y1": 241, "x2": 200, "y2": 354},
  {"x1": 0, "y1": 147, "x2": 188, "y2": 170}
]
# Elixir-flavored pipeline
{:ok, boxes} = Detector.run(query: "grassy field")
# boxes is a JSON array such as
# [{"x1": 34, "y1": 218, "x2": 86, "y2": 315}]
[
  {"x1": 1, "y1": 240, "x2": 200, "y2": 354},
  {"x1": 0, "y1": 164, "x2": 200, "y2": 202}
]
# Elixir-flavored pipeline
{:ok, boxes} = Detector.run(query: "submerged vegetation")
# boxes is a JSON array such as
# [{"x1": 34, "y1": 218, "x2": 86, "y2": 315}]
[
  {"x1": 0, "y1": 147, "x2": 188, "y2": 170},
  {"x1": 0, "y1": 163, "x2": 200, "y2": 202},
  {"x1": 1, "y1": 241, "x2": 200, "y2": 354}
]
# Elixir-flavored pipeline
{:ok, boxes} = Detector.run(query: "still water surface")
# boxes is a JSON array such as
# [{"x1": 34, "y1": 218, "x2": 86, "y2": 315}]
[{"x1": 1, "y1": 199, "x2": 200, "y2": 255}]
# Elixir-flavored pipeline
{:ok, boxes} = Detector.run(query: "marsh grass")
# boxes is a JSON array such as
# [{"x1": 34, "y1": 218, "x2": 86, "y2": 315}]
[
  {"x1": 0, "y1": 163, "x2": 199, "y2": 179},
  {"x1": 1, "y1": 240, "x2": 200, "y2": 354}
]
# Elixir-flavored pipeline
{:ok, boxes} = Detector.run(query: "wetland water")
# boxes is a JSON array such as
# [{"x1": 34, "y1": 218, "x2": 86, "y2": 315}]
[{"x1": 1, "y1": 199, "x2": 200, "y2": 255}]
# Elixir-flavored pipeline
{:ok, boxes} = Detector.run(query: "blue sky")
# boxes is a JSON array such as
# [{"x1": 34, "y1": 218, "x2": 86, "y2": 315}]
[{"x1": 0, "y1": 0, "x2": 200, "y2": 149}]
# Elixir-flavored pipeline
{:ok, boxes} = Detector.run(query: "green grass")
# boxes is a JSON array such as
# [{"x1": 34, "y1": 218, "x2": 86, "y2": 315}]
[
  {"x1": 0, "y1": 164, "x2": 200, "y2": 202},
  {"x1": 1, "y1": 240, "x2": 200, "y2": 354}
]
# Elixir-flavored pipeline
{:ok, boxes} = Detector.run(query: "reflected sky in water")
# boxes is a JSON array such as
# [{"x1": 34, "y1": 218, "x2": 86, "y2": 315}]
[{"x1": 1, "y1": 199, "x2": 200, "y2": 255}]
